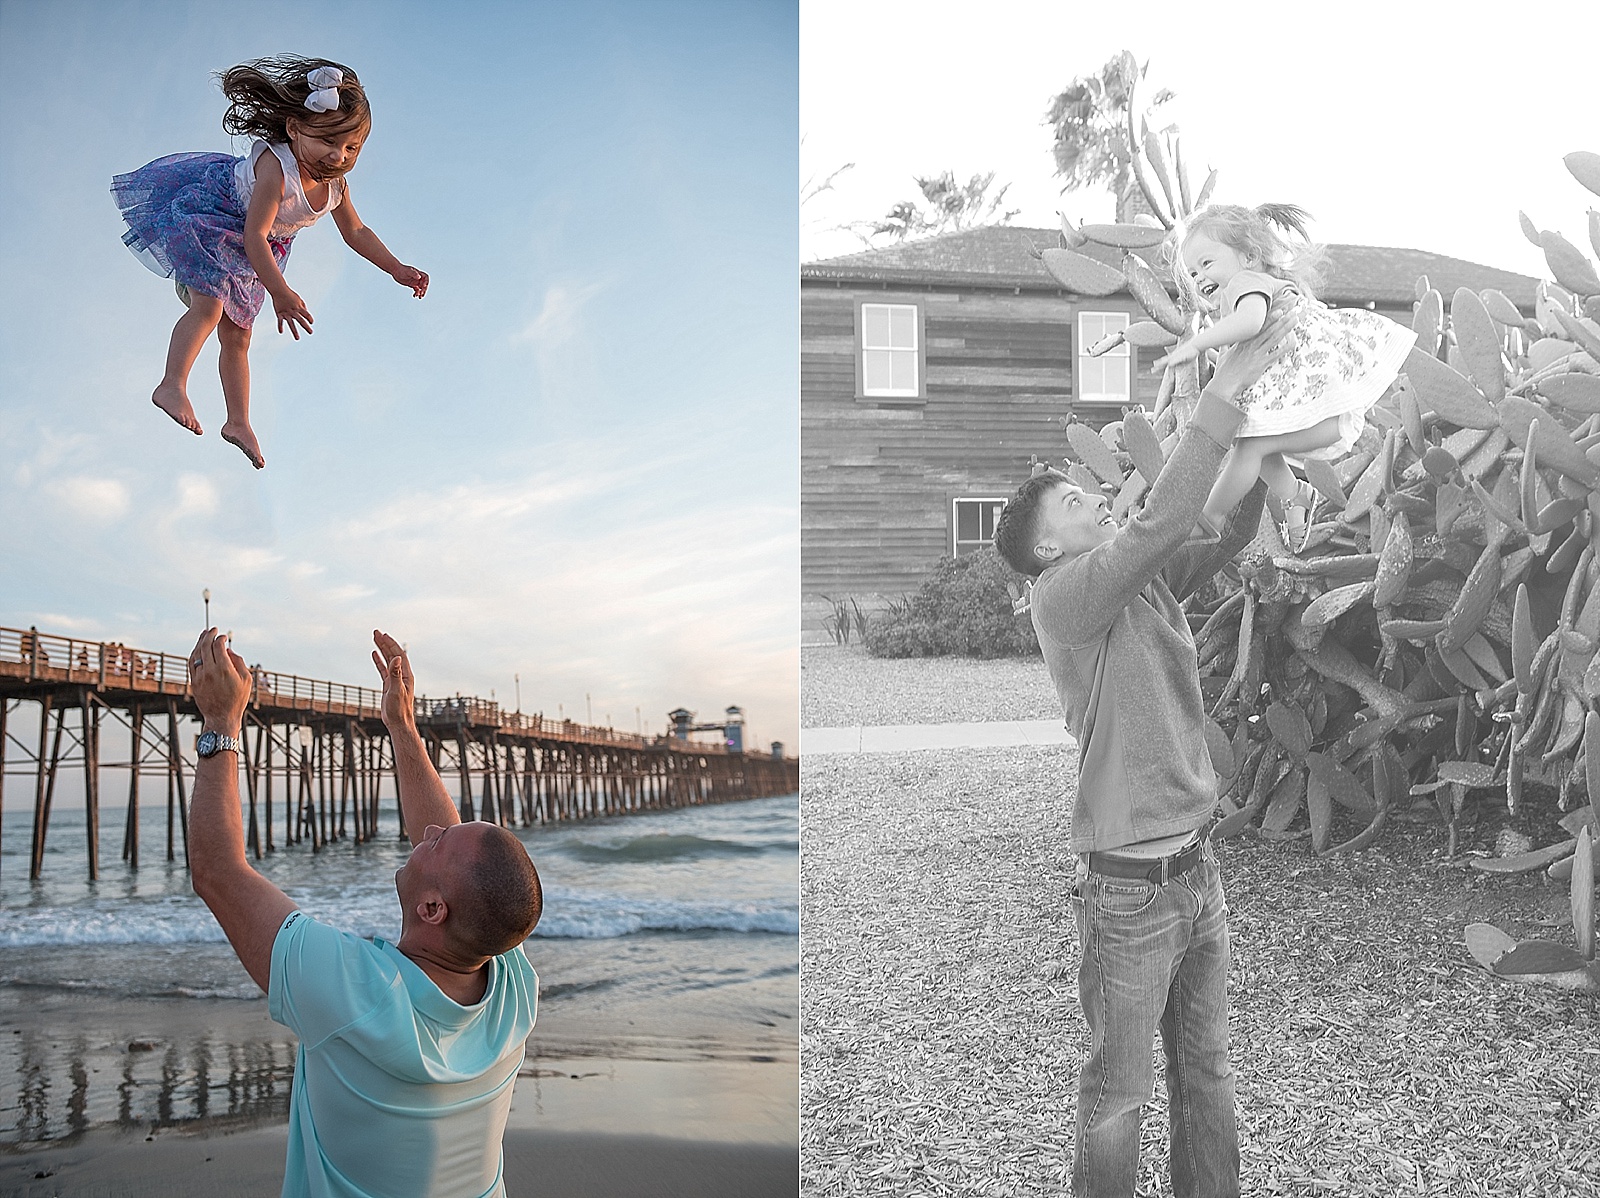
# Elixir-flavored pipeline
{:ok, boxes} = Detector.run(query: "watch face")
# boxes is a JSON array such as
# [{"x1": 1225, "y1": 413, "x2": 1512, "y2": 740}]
[{"x1": 197, "y1": 730, "x2": 219, "y2": 757}]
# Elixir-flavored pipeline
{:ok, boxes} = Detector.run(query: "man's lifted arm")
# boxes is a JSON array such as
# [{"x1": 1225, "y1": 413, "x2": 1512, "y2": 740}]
[
  {"x1": 371, "y1": 630, "x2": 461, "y2": 837},
  {"x1": 187, "y1": 629, "x2": 296, "y2": 992}
]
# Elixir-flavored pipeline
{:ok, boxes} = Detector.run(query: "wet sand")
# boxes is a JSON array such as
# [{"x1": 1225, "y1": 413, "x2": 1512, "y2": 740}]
[
  {"x1": 0, "y1": 984, "x2": 797, "y2": 1197},
  {"x1": 0, "y1": 1125, "x2": 798, "y2": 1198}
]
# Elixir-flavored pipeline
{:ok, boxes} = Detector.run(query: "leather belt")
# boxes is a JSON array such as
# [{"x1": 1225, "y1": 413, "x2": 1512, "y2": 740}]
[{"x1": 1087, "y1": 835, "x2": 1206, "y2": 885}]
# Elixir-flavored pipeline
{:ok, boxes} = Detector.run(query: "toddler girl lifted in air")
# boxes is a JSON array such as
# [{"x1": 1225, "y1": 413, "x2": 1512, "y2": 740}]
[
  {"x1": 1153, "y1": 204, "x2": 1415, "y2": 547},
  {"x1": 113, "y1": 56, "x2": 428, "y2": 469}
]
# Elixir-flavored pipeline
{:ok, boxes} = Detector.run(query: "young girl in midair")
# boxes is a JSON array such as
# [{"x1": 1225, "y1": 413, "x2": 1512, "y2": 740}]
[
  {"x1": 1153, "y1": 204, "x2": 1415, "y2": 546},
  {"x1": 112, "y1": 56, "x2": 427, "y2": 469}
]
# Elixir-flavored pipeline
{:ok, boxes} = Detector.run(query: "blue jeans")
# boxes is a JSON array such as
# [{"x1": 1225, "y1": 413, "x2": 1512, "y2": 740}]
[{"x1": 1071, "y1": 842, "x2": 1239, "y2": 1198}]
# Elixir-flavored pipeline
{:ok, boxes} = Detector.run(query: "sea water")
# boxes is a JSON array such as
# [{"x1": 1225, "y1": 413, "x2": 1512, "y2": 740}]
[{"x1": 0, "y1": 793, "x2": 797, "y2": 1144}]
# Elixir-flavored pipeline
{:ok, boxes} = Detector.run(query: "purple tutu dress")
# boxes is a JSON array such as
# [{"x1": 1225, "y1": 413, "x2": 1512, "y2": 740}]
[{"x1": 112, "y1": 141, "x2": 342, "y2": 328}]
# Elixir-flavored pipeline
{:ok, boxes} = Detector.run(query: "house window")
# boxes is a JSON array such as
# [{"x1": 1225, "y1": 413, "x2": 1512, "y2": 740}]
[
  {"x1": 1077, "y1": 311, "x2": 1131, "y2": 403},
  {"x1": 951, "y1": 497, "x2": 1007, "y2": 556},
  {"x1": 858, "y1": 300, "x2": 923, "y2": 398}
]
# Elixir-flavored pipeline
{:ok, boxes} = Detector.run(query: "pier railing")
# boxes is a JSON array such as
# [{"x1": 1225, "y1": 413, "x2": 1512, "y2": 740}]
[
  {"x1": 0, "y1": 626, "x2": 191, "y2": 694},
  {"x1": 0, "y1": 626, "x2": 707, "y2": 751},
  {"x1": 252, "y1": 667, "x2": 381, "y2": 720}
]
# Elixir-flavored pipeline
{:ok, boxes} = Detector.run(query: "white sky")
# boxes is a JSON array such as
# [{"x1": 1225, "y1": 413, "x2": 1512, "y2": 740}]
[
  {"x1": 802, "y1": 0, "x2": 1600, "y2": 279},
  {"x1": 1, "y1": 0, "x2": 798, "y2": 752}
]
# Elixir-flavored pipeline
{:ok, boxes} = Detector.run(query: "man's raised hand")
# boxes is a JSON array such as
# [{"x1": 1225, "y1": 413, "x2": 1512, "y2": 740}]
[
  {"x1": 189, "y1": 628, "x2": 251, "y2": 728},
  {"x1": 371, "y1": 630, "x2": 417, "y2": 731}
]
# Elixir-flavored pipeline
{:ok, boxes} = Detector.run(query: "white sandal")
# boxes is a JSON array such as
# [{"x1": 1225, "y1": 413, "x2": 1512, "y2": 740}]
[
  {"x1": 1283, "y1": 480, "x2": 1317, "y2": 553},
  {"x1": 1185, "y1": 514, "x2": 1223, "y2": 548}
]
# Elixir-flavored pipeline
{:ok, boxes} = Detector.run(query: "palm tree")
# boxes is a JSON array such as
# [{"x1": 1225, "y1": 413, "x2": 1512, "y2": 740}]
[
  {"x1": 852, "y1": 170, "x2": 1020, "y2": 246},
  {"x1": 1044, "y1": 54, "x2": 1174, "y2": 220}
]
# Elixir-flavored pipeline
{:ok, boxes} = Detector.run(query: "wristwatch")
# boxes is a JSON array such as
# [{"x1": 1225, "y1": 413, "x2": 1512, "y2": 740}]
[{"x1": 196, "y1": 730, "x2": 243, "y2": 758}]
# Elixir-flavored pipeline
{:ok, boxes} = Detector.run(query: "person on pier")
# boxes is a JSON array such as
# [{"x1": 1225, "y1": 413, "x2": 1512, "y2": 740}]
[
  {"x1": 186, "y1": 627, "x2": 541, "y2": 1198},
  {"x1": 994, "y1": 295, "x2": 1298, "y2": 1198}
]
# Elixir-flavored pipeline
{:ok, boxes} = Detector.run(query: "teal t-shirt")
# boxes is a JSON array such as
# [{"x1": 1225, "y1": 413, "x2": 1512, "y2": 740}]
[{"x1": 268, "y1": 910, "x2": 539, "y2": 1198}]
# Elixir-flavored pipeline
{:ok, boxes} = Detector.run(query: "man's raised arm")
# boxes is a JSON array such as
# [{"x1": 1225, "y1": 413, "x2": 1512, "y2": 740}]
[
  {"x1": 187, "y1": 629, "x2": 297, "y2": 992},
  {"x1": 371, "y1": 630, "x2": 461, "y2": 837}
]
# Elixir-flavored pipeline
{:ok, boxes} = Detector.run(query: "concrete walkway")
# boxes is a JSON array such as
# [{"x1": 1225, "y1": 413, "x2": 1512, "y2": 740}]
[{"x1": 801, "y1": 719, "x2": 1075, "y2": 755}]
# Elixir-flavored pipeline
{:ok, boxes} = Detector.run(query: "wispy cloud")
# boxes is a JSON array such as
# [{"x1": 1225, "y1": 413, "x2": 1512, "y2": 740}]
[
  {"x1": 7, "y1": 428, "x2": 96, "y2": 490},
  {"x1": 48, "y1": 476, "x2": 130, "y2": 523},
  {"x1": 340, "y1": 473, "x2": 604, "y2": 538},
  {"x1": 514, "y1": 281, "x2": 608, "y2": 352},
  {"x1": 279, "y1": 442, "x2": 797, "y2": 745},
  {"x1": 173, "y1": 474, "x2": 219, "y2": 518},
  {"x1": 0, "y1": 435, "x2": 799, "y2": 748}
]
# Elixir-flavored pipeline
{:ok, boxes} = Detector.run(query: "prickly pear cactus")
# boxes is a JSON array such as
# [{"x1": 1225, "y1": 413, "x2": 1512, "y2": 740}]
[
  {"x1": 1467, "y1": 815, "x2": 1599, "y2": 992},
  {"x1": 1043, "y1": 134, "x2": 1600, "y2": 950},
  {"x1": 1037, "y1": 50, "x2": 1206, "y2": 437}
]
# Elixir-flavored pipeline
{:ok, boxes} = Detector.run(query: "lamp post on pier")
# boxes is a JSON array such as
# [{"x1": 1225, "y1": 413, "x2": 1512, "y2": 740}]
[{"x1": 203, "y1": 588, "x2": 211, "y2": 626}]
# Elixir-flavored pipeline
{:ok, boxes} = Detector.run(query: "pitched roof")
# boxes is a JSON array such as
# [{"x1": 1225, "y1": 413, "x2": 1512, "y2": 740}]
[{"x1": 802, "y1": 225, "x2": 1541, "y2": 308}]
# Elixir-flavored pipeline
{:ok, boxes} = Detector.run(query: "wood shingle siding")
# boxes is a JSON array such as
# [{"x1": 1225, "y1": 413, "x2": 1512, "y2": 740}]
[{"x1": 803, "y1": 287, "x2": 1106, "y2": 596}]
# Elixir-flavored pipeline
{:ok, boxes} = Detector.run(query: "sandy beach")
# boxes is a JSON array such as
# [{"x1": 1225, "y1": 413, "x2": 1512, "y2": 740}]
[
  {"x1": 2, "y1": 1126, "x2": 796, "y2": 1198},
  {"x1": 0, "y1": 983, "x2": 797, "y2": 1198},
  {"x1": 0, "y1": 794, "x2": 799, "y2": 1197}
]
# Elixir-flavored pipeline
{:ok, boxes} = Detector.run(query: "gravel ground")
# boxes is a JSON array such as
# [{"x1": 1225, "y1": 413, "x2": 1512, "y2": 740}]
[
  {"x1": 802, "y1": 746, "x2": 1600, "y2": 1197},
  {"x1": 801, "y1": 644, "x2": 1057, "y2": 728}
]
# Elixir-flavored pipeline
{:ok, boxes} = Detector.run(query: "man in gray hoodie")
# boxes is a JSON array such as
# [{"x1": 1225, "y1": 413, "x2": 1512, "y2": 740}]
[{"x1": 994, "y1": 307, "x2": 1293, "y2": 1198}]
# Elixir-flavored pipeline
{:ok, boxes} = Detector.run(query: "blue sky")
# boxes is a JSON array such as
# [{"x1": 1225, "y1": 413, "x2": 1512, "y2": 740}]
[{"x1": 1, "y1": 0, "x2": 798, "y2": 748}]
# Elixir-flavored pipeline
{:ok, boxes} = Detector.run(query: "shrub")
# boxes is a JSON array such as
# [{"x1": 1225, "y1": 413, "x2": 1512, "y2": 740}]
[{"x1": 864, "y1": 549, "x2": 1039, "y2": 659}]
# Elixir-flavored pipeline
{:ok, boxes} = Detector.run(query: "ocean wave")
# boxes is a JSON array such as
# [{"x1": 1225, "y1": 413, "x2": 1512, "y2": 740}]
[
  {"x1": 533, "y1": 890, "x2": 798, "y2": 939},
  {"x1": 0, "y1": 902, "x2": 234, "y2": 948},
  {"x1": 0, "y1": 887, "x2": 797, "y2": 947},
  {"x1": 560, "y1": 833, "x2": 783, "y2": 863},
  {"x1": 536, "y1": 978, "x2": 622, "y2": 1001},
  {"x1": 0, "y1": 975, "x2": 262, "y2": 1001}
]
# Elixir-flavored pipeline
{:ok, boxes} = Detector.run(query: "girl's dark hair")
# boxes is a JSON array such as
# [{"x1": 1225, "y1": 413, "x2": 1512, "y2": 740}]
[{"x1": 217, "y1": 56, "x2": 370, "y2": 146}]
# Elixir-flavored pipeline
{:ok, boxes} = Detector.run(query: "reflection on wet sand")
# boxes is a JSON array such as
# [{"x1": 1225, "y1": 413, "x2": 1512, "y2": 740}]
[{"x1": 2, "y1": 1025, "x2": 296, "y2": 1147}]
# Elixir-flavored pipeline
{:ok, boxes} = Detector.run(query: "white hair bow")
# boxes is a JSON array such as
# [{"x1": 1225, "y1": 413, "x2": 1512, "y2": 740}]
[{"x1": 304, "y1": 66, "x2": 344, "y2": 113}]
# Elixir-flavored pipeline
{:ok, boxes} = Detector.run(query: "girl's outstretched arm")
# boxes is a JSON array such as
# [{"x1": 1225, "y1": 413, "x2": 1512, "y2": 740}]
[
  {"x1": 1153, "y1": 293, "x2": 1269, "y2": 371},
  {"x1": 331, "y1": 190, "x2": 429, "y2": 298},
  {"x1": 245, "y1": 153, "x2": 314, "y2": 339}
]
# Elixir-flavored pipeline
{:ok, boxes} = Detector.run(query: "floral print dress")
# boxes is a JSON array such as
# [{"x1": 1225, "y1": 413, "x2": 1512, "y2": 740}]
[{"x1": 1216, "y1": 270, "x2": 1416, "y2": 460}]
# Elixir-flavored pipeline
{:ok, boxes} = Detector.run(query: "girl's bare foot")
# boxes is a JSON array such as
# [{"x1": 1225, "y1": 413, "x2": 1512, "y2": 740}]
[
  {"x1": 152, "y1": 382, "x2": 202, "y2": 435},
  {"x1": 220, "y1": 421, "x2": 265, "y2": 470}
]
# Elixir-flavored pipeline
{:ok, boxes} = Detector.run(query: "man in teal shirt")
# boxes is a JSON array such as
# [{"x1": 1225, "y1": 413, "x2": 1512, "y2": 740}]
[{"x1": 186, "y1": 627, "x2": 543, "y2": 1198}]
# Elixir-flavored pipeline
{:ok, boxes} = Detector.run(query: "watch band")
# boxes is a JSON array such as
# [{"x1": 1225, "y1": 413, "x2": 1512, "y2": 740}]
[{"x1": 196, "y1": 731, "x2": 243, "y2": 757}]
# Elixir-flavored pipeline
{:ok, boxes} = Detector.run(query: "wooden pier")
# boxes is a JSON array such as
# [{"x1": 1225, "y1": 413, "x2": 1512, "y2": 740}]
[{"x1": 0, "y1": 625, "x2": 798, "y2": 882}]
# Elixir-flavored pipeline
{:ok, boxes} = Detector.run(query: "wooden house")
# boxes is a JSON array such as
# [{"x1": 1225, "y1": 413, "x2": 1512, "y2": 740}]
[{"x1": 801, "y1": 225, "x2": 1542, "y2": 606}]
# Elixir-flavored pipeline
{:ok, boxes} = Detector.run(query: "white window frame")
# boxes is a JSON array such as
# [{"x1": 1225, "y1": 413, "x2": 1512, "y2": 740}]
[
  {"x1": 951, "y1": 496, "x2": 1008, "y2": 557},
  {"x1": 1076, "y1": 310, "x2": 1131, "y2": 404},
  {"x1": 859, "y1": 301, "x2": 922, "y2": 398}
]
